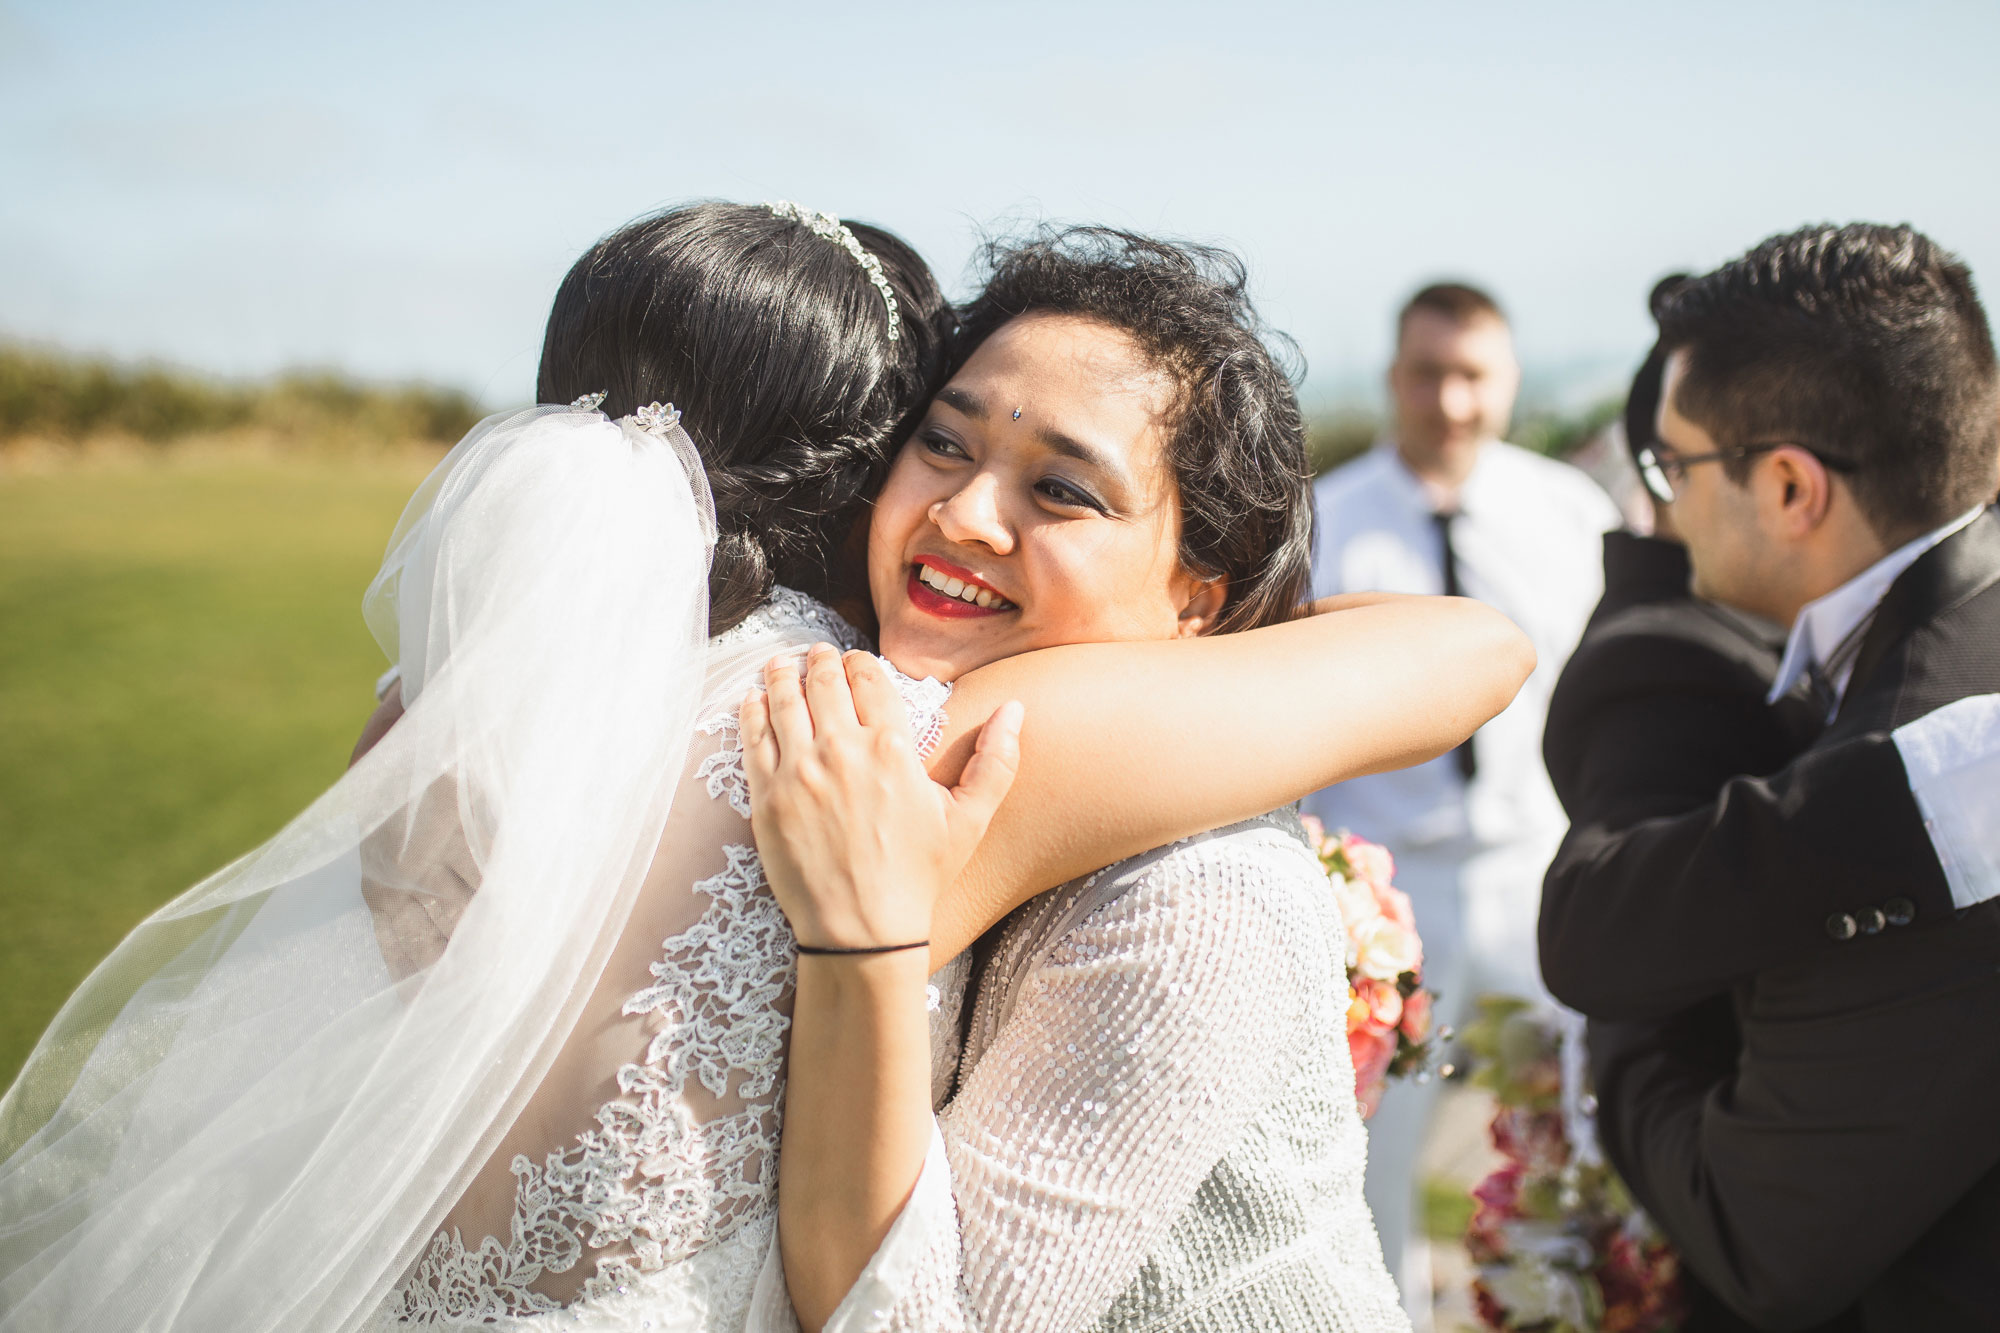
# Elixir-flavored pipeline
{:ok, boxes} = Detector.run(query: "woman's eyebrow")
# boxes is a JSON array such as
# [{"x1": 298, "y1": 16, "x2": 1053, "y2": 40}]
[
  {"x1": 1034, "y1": 426, "x2": 1127, "y2": 483},
  {"x1": 935, "y1": 385, "x2": 984, "y2": 418}
]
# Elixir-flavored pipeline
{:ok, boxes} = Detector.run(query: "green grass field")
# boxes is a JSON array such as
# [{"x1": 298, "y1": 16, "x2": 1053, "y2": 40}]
[{"x1": 0, "y1": 451, "x2": 438, "y2": 1085}]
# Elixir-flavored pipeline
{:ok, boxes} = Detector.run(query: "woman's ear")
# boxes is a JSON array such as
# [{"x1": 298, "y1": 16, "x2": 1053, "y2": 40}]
[{"x1": 1175, "y1": 576, "x2": 1229, "y2": 638}]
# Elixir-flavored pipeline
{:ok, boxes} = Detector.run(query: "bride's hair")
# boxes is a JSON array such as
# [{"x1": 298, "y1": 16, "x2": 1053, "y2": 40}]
[
  {"x1": 536, "y1": 202, "x2": 954, "y2": 634},
  {"x1": 955, "y1": 227, "x2": 1313, "y2": 634}
]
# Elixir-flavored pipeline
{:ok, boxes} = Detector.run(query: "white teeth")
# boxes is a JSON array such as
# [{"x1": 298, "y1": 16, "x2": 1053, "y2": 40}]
[{"x1": 918, "y1": 563, "x2": 1009, "y2": 608}]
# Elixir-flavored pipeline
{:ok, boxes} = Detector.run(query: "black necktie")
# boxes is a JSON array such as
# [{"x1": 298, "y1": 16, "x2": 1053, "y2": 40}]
[{"x1": 1432, "y1": 509, "x2": 1478, "y2": 783}]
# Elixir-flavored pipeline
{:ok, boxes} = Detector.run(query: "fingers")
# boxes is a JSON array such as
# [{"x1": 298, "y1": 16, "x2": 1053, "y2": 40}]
[
  {"x1": 739, "y1": 688, "x2": 778, "y2": 791},
  {"x1": 802, "y1": 643, "x2": 860, "y2": 735},
  {"x1": 949, "y1": 700, "x2": 1024, "y2": 836},
  {"x1": 845, "y1": 652, "x2": 916, "y2": 748},
  {"x1": 763, "y1": 652, "x2": 815, "y2": 755}
]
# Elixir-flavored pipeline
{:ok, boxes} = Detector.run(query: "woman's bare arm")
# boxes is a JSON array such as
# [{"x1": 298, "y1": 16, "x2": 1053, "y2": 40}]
[
  {"x1": 350, "y1": 593, "x2": 1529, "y2": 967},
  {"x1": 925, "y1": 592, "x2": 1532, "y2": 960}
]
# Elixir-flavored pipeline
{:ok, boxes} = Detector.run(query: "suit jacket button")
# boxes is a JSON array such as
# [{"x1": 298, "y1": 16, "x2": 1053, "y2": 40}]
[
  {"x1": 1857, "y1": 907, "x2": 1886, "y2": 935},
  {"x1": 1826, "y1": 912, "x2": 1858, "y2": 941},
  {"x1": 1884, "y1": 897, "x2": 1917, "y2": 927}
]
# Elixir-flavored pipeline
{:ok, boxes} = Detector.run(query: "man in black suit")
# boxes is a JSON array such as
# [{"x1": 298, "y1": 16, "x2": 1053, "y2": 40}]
[
  {"x1": 1537, "y1": 223, "x2": 2000, "y2": 1330},
  {"x1": 1543, "y1": 323, "x2": 1832, "y2": 1331}
]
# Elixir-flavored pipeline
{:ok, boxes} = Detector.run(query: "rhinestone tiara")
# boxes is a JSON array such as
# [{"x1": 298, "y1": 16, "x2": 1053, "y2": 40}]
[{"x1": 765, "y1": 200, "x2": 901, "y2": 342}]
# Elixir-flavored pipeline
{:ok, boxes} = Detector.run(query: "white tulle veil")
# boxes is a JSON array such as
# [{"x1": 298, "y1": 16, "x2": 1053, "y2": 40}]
[{"x1": 0, "y1": 403, "x2": 718, "y2": 1331}]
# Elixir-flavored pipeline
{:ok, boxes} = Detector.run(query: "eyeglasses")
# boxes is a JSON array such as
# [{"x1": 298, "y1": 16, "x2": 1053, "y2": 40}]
[{"x1": 1634, "y1": 442, "x2": 1857, "y2": 505}]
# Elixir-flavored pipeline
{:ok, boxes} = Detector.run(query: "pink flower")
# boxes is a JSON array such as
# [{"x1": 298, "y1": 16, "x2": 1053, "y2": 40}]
[
  {"x1": 1467, "y1": 1163, "x2": 1523, "y2": 1263},
  {"x1": 1340, "y1": 834, "x2": 1396, "y2": 888},
  {"x1": 1471, "y1": 1162, "x2": 1523, "y2": 1219},
  {"x1": 1349, "y1": 1025, "x2": 1397, "y2": 1117},
  {"x1": 1300, "y1": 814, "x2": 1326, "y2": 850},
  {"x1": 1356, "y1": 977, "x2": 1404, "y2": 1029},
  {"x1": 1490, "y1": 1107, "x2": 1569, "y2": 1174},
  {"x1": 1370, "y1": 878, "x2": 1417, "y2": 932},
  {"x1": 1399, "y1": 988, "x2": 1434, "y2": 1043}
]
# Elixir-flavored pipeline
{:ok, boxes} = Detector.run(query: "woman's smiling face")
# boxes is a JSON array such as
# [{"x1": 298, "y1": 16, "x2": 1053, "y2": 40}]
[{"x1": 868, "y1": 311, "x2": 1225, "y2": 682}]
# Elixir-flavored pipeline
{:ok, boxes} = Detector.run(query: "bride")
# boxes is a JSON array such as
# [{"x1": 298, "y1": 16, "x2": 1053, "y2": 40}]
[{"x1": 0, "y1": 205, "x2": 1525, "y2": 1332}]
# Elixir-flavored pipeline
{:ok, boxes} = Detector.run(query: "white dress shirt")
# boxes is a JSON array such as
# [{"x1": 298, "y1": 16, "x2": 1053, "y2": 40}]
[{"x1": 1306, "y1": 440, "x2": 1621, "y2": 853}]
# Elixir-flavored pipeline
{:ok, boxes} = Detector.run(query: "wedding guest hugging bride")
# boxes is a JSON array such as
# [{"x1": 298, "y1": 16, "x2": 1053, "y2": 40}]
[{"x1": 0, "y1": 203, "x2": 1530, "y2": 1332}]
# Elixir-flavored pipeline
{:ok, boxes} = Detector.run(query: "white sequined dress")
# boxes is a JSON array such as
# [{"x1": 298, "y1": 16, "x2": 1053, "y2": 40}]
[
  {"x1": 748, "y1": 813, "x2": 1411, "y2": 1333},
  {"x1": 375, "y1": 589, "x2": 966, "y2": 1331}
]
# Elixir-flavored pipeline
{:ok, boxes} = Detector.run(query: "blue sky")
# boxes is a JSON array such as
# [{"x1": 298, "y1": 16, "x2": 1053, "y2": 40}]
[{"x1": 4, "y1": 0, "x2": 1997, "y2": 411}]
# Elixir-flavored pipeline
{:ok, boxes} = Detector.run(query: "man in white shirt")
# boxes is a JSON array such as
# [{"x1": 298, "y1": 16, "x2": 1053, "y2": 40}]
[
  {"x1": 1540, "y1": 222, "x2": 2000, "y2": 1331},
  {"x1": 1307, "y1": 283, "x2": 1618, "y2": 1324}
]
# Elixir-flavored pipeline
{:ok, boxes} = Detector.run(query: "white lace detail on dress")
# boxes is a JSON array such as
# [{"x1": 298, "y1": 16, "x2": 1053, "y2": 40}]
[
  {"x1": 389, "y1": 589, "x2": 955, "y2": 1328},
  {"x1": 697, "y1": 647, "x2": 950, "y2": 820},
  {"x1": 711, "y1": 586, "x2": 866, "y2": 654},
  {"x1": 392, "y1": 844, "x2": 793, "y2": 1324}
]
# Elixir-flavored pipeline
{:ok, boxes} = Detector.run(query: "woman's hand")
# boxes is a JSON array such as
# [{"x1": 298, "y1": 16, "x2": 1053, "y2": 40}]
[
  {"x1": 743, "y1": 646, "x2": 1021, "y2": 1327},
  {"x1": 741, "y1": 644, "x2": 1023, "y2": 951}
]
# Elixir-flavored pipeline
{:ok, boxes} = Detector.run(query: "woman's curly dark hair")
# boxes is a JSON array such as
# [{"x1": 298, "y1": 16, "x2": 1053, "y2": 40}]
[
  {"x1": 537, "y1": 202, "x2": 955, "y2": 633},
  {"x1": 955, "y1": 226, "x2": 1313, "y2": 633}
]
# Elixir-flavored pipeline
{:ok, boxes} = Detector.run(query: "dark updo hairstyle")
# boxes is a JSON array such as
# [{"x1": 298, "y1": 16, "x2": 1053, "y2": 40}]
[
  {"x1": 953, "y1": 226, "x2": 1313, "y2": 634},
  {"x1": 1622, "y1": 273, "x2": 1690, "y2": 470},
  {"x1": 537, "y1": 202, "x2": 954, "y2": 633}
]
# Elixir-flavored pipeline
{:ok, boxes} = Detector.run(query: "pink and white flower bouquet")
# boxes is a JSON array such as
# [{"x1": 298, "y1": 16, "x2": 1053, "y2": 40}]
[
  {"x1": 1300, "y1": 817, "x2": 1442, "y2": 1118},
  {"x1": 1462, "y1": 996, "x2": 1685, "y2": 1333}
]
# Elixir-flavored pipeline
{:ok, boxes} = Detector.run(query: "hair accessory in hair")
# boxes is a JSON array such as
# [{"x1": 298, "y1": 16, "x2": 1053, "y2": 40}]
[
  {"x1": 633, "y1": 402, "x2": 682, "y2": 435},
  {"x1": 570, "y1": 391, "x2": 607, "y2": 411},
  {"x1": 765, "y1": 200, "x2": 902, "y2": 342}
]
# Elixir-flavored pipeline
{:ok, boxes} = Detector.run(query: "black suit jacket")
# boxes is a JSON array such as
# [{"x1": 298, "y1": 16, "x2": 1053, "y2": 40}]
[
  {"x1": 1543, "y1": 532, "x2": 1833, "y2": 1332},
  {"x1": 1557, "y1": 510, "x2": 2000, "y2": 1329},
  {"x1": 1536, "y1": 516, "x2": 1992, "y2": 1020}
]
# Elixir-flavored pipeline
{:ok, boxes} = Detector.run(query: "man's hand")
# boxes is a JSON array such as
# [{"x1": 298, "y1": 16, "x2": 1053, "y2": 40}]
[{"x1": 740, "y1": 644, "x2": 1022, "y2": 951}]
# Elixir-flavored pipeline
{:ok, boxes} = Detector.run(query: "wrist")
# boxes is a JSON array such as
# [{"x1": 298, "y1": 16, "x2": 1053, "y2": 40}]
[
  {"x1": 796, "y1": 938, "x2": 929, "y2": 957},
  {"x1": 787, "y1": 882, "x2": 937, "y2": 953},
  {"x1": 794, "y1": 945, "x2": 933, "y2": 1004}
]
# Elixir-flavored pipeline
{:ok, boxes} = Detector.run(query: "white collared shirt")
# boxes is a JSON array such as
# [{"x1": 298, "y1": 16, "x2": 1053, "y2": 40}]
[
  {"x1": 1768, "y1": 505, "x2": 1986, "y2": 716},
  {"x1": 1304, "y1": 439, "x2": 1621, "y2": 853}
]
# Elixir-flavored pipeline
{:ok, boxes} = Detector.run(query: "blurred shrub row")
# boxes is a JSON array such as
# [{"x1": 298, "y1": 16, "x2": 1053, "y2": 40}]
[
  {"x1": 3, "y1": 341, "x2": 1623, "y2": 468},
  {"x1": 0, "y1": 344, "x2": 482, "y2": 447},
  {"x1": 1305, "y1": 399, "x2": 1621, "y2": 476}
]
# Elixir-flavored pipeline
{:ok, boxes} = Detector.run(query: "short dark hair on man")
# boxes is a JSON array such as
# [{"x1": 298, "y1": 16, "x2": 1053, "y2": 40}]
[
  {"x1": 1398, "y1": 282, "x2": 1507, "y2": 339},
  {"x1": 1654, "y1": 223, "x2": 2000, "y2": 540},
  {"x1": 955, "y1": 226, "x2": 1313, "y2": 634}
]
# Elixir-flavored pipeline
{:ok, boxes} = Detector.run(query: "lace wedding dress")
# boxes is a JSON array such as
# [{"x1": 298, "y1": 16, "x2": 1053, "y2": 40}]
[
  {"x1": 747, "y1": 813, "x2": 1411, "y2": 1333},
  {"x1": 375, "y1": 588, "x2": 965, "y2": 1331},
  {"x1": 0, "y1": 405, "x2": 970, "y2": 1333}
]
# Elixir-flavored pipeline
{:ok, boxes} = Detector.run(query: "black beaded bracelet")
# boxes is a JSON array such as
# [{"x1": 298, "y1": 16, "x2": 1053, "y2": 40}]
[{"x1": 795, "y1": 939, "x2": 930, "y2": 956}]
